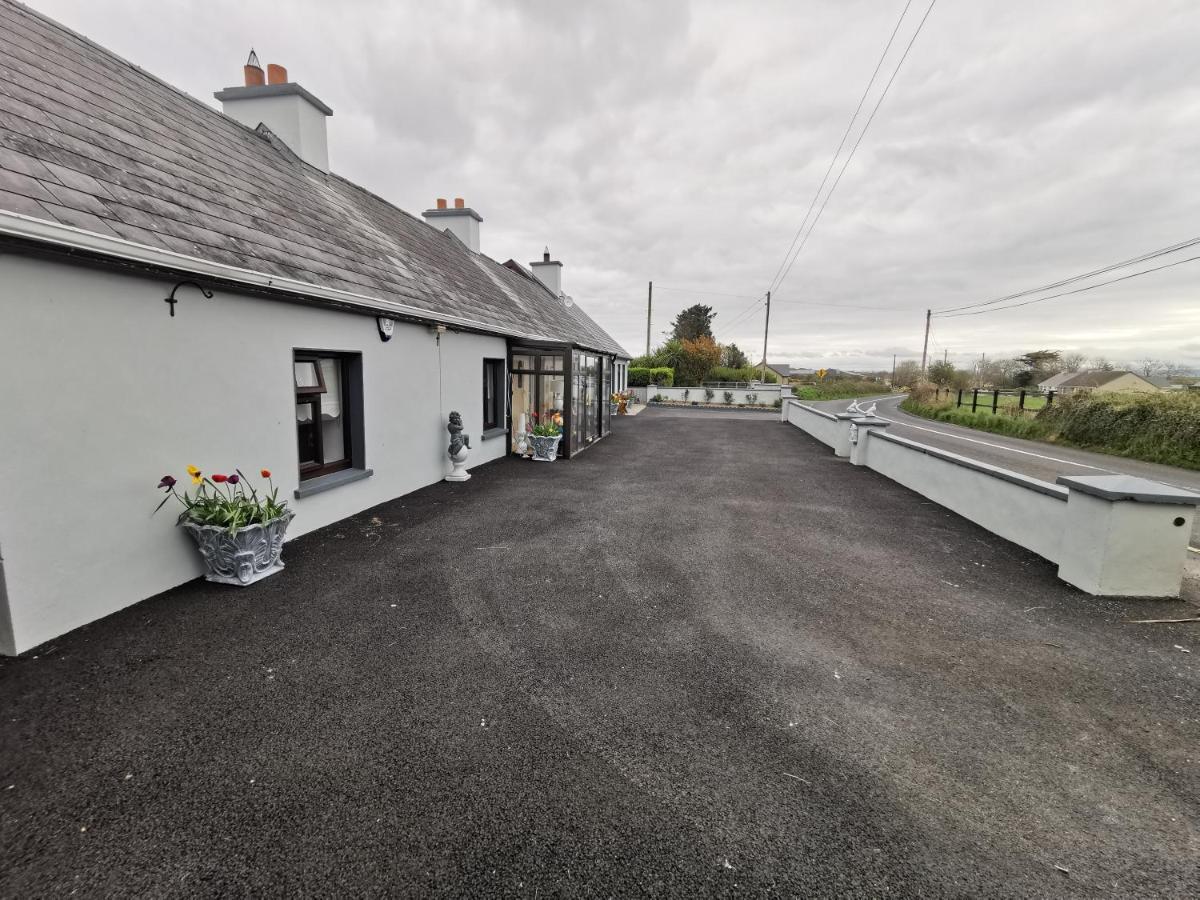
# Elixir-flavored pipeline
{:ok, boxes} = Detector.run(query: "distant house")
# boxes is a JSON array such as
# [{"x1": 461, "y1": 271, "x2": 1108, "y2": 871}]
[
  {"x1": 1055, "y1": 371, "x2": 1161, "y2": 395},
  {"x1": 1037, "y1": 371, "x2": 1077, "y2": 392},
  {"x1": 762, "y1": 362, "x2": 813, "y2": 383}
]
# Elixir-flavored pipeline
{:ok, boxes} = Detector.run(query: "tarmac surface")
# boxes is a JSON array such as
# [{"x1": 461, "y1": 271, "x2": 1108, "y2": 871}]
[{"x1": 2, "y1": 409, "x2": 1199, "y2": 897}]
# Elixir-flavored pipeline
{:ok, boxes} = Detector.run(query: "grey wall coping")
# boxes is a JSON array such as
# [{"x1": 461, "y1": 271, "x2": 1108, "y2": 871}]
[
  {"x1": 422, "y1": 207, "x2": 484, "y2": 223},
  {"x1": 213, "y1": 82, "x2": 333, "y2": 116},
  {"x1": 793, "y1": 403, "x2": 839, "y2": 422},
  {"x1": 1056, "y1": 475, "x2": 1200, "y2": 506},
  {"x1": 872, "y1": 431, "x2": 1069, "y2": 501}
]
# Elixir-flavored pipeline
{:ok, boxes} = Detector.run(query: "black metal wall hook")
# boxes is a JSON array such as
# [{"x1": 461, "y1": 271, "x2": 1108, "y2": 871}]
[{"x1": 164, "y1": 280, "x2": 213, "y2": 317}]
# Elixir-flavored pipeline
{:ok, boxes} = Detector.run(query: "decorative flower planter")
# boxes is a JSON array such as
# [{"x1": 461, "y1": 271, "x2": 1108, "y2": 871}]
[
  {"x1": 529, "y1": 434, "x2": 562, "y2": 462},
  {"x1": 182, "y1": 512, "x2": 294, "y2": 585},
  {"x1": 610, "y1": 402, "x2": 619, "y2": 415}
]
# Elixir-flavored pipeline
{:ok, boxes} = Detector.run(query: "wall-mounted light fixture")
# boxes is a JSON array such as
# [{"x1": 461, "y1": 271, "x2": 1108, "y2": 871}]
[
  {"x1": 377, "y1": 317, "x2": 395, "y2": 342},
  {"x1": 164, "y1": 280, "x2": 213, "y2": 317}
]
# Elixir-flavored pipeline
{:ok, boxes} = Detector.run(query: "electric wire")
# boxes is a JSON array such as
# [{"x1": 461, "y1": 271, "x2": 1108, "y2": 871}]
[
  {"x1": 772, "y1": 0, "x2": 938, "y2": 300},
  {"x1": 764, "y1": 0, "x2": 915, "y2": 297},
  {"x1": 932, "y1": 234, "x2": 1200, "y2": 315},
  {"x1": 935, "y1": 252, "x2": 1200, "y2": 318}
]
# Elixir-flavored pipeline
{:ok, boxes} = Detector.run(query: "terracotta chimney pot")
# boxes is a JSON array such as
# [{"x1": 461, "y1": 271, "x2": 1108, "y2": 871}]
[
  {"x1": 436, "y1": 198, "x2": 447, "y2": 210},
  {"x1": 267, "y1": 63, "x2": 288, "y2": 85},
  {"x1": 454, "y1": 198, "x2": 465, "y2": 209},
  {"x1": 244, "y1": 64, "x2": 265, "y2": 87}
]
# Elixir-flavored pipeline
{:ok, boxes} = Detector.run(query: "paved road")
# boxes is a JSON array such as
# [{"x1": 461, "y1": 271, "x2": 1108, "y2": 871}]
[
  {"x1": 807, "y1": 394, "x2": 1200, "y2": 553},
  {"x1": 3, "y1": 410, "x2": 1198, "y2": 896}
]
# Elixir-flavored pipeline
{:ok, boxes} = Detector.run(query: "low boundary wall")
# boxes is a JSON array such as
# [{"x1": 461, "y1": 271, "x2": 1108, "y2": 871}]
[{"x1": 779, "y1": 399, "x2": 1199, "y2": 597}]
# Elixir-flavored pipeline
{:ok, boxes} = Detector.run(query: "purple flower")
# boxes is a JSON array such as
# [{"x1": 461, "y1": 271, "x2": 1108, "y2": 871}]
[
  {"x1": 227, "y1": 473, "x2": 240, "y2": 485},
  {"x1": 158, "y1": 475, "x2": 177, "y2": 490}
]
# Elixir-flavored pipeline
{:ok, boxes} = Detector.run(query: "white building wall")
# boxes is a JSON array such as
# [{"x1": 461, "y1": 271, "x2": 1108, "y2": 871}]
[{"x1": 0, "y1": 255, "x2": 508, "y2": 654}]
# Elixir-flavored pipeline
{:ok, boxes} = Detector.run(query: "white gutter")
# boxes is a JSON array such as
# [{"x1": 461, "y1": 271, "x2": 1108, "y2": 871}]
[{"x1": 0, "y1": 210, "x2": 562, "y2": 343}]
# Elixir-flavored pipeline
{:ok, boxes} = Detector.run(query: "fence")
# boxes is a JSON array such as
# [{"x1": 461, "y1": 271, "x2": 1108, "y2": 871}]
[{"x1": 932, "y1": 387, "x2": 1056, "y2": 416}]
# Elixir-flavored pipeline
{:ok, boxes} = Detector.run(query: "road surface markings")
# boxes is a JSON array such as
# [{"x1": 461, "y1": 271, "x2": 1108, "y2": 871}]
[{"x1": 878, "y1": 417, "x2": 1111, "y2": 472}]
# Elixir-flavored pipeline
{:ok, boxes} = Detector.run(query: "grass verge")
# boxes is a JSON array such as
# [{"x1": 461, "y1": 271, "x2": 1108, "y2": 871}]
[{"x1": 901, "y1": 393, "x2": 1200, "y2": 471}]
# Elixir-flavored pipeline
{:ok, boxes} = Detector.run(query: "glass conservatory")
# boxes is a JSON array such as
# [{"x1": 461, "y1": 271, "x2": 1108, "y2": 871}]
[{"x1": 509, "y1": 345, "x2": 614, "y2": 458}]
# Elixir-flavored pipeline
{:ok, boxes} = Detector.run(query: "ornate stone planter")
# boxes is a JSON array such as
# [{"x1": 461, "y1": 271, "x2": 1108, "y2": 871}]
[
  {"x1": 182, "y1": 512, "x2": 294, "y2": 586},
  {"x1": 610, "y1": 402, "x2": 619, "y2": 416},
  {"x1": 529, "y1": 434, "x2": 562, "y2": 462}
]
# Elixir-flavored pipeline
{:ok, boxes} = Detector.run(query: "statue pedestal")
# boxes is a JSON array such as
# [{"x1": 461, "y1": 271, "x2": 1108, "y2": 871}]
[{"x1": 445, "y1": 446, "x2": 471, "y2": 482}]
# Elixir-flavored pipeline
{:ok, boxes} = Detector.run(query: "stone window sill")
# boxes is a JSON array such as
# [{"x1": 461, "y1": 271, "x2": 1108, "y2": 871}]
[
  {"x1": 481, "y1": 427, "x2": 507, "y2": 441},
  {"x1": 294, "y1": 467, "x2": 373, "y2": 499}
]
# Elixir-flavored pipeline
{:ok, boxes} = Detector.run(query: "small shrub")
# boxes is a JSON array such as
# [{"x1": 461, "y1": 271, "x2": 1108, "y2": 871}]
[
  {"x1": 745, "y1": 392, "x2": 758, "y2": 405},
  {"x1": 651, "y1": 393, "x2": 665, "y2": 403},
  {"x1": 704, "y1": 388, "x2": 715, "y2": 402},
  {"x1": 772, "y1": 398, "x2": 782, "y2": 409},
  {"x1": 723, "y1": 391, "x2": 734, "y2": 405},
  {"x1": 683, "y1": 389, "x2": 690, "y2": 401},
  {"x1": 792, "y1": 379, "x2": 887, "y2": 401},
  {"x1": 630, "y1": 366, "x2": 674, "y2": 387}
]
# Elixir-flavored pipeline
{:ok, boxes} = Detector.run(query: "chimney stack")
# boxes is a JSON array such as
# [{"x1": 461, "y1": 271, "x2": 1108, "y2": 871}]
[
  {"x1": 422, "y1": 198, "x2": 483, "y2": 253},
  {"x1": 216, "y1": 50, "x2": 333, "y2": 172},
  {"x1": 530, "y1": 246, "x2": 563, "y2": 296}
]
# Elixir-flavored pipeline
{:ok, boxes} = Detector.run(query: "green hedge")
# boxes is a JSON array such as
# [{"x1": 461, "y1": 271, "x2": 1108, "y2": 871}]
[
  {"x1": 629, "y1": 366, "x2": 674, "y2": 387},
  {"x1": 705, "y1": 366, "x2": 778, "y2": 384},
  {"x1": 1037, "y1": 392, "x2": 1200, "y2": 469}
]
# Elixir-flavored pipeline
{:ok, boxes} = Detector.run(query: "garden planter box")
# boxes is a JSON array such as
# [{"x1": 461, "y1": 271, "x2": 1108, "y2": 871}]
[
  {"x1": 182, "y1": 512, "x2": 295, "y2": 585},
  {"x1": 529, "y1": 434, "x2": 562, "y2": 462}
]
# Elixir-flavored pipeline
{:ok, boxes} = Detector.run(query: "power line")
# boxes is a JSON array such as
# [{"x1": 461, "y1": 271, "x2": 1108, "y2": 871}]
[
  {"x1": 772, "y1": 0, "x2": 938, "y2": 299},
  {"x1": 716, "y1": 297, "x2": 766, "y2": 338},
  {"x1": 935, "y1": 252, "x2": 1200, "y2": 318},
  {"x1": 770, "y1": 298, "x2": 910, "y2": 311},
  {"x1": 932, "y1": 234, "x2": 1200, "y2": 315},
  {"x1": 764, "y1": 0, "x2": 915, "y2": 297}
]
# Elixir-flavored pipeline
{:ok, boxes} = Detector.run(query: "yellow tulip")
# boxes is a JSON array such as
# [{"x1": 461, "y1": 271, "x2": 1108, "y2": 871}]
[
  {"x1": 186, "y1": 465, "x2": 201, "y2": 476},
  {"x1": 191, "y1": 474, "x2": 203, "y2": 485}
]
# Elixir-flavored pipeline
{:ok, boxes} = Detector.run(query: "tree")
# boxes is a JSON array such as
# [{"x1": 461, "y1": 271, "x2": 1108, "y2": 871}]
[
  {"x1": 674, "y1": 335, "x2": 722, "y2": 386},
  {"x1": 927, "y1": 360, "x2": 956, "y2": 387},
  {"x1": 1133, "y1": 358, "x2": 1165, "y2": 377},
  {"x1": 670, "y1": 304, "x2": 716, "y2": 342},
  {"x1": 1014, "y1": 349, "x2": 1061, "y2": 387},
  {"x1": 1060, "y1": 352, "x2": 1086, "y2": 372},
  {"x1": 893, "y1": 360, "x2": 923, "y2": 387},
  {"x1": 1089, "y1": 356, "x2": 1115, "y2": 372},
  {"x1": 721, "y1": 342, "x2": 749, "y2": 369}
]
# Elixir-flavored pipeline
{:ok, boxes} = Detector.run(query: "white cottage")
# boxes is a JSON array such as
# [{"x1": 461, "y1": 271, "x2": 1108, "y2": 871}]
[{"x1": 0, "y1": 3, "x2": 629, "y2": 655}]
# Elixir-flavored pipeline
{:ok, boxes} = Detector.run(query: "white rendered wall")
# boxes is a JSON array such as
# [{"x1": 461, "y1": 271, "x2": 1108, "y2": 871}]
[
  {"x1": 220, "y1": 94, "x2": 329, "y2": 171},
  {"x1": 863, "y1": 435, "x2": 1066, "y2": 560},
  {"x1": 0, "y1": 256, "x2": 507, "y2": 653},
  {"x1": 649, "y1": 385, "x2": 785, "y2": 405},
  {"x1": 785, "y1": 402, "x2": 844, "y2": 451}
]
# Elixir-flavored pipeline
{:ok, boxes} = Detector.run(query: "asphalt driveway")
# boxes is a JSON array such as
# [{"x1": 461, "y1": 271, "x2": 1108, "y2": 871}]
[{"x1": 2, "y1": 409, "x2": 1198, "y2": 897}]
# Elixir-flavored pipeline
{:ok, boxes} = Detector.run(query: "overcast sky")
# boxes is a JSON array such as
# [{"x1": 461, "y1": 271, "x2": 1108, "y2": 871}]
[{"x1": 30, "y1": 0, "x2": 1200, "y2": 371}]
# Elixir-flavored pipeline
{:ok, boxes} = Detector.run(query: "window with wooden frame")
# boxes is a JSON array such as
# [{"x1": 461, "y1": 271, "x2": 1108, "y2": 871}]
[
  {"x1": 294, "y1": 351, "x2": 361, "y2": 481},
  {"x1": 483, "y1": 358, "x2": 506, "y2": 432}
]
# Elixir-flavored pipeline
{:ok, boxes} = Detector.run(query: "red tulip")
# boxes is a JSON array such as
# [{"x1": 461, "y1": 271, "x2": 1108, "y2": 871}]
[
  {"x1": 227, "y1": 474, "x2": 239, "y2": 485},
  {"x1": 212, "y1": 474, "x2": 228, "y2": 483},
  {"x1": 260, "y1": 469, "x2": 271, "y2": 478}
]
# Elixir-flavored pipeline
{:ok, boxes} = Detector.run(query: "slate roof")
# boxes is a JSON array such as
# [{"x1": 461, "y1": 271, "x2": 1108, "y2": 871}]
[
  {"x1": 1058, "y1": 370, "x2": 1145, "y2": 389},
  {"x1": 1037, "y1": 371, "x2": 1077, "y2": 391},
  {"x1": 0, "y1": 0, "x2": 628, "y2": 357}
]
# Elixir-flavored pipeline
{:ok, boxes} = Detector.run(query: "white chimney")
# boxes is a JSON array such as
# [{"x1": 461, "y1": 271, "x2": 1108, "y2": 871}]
[
  {"x1": 421, "y1": 198, "x2": 482, "y2": 253},
  {"x1": 529, "y1": 247, "x2": 563, "y2": 296},
  {"x1": 215, "y1": 50, "x2": 333, "y2": 172}
]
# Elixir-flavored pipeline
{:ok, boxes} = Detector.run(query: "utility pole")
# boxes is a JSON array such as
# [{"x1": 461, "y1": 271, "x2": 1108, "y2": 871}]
[
  {"x1": 943, "y1": 349, "x2": 948, "y2": 364},
  {"x1": 645, "y1": 281, "x2": 653, "y2": 357},
  {"x1": 760, "y1": 290, "x2": 771, "y2": 383},
  {"x1": 891, "y1": 354, "x2": 896, "y2": 386},
  {"x1": 920, "y1": 308, "x2": 931, "y2": 372}
]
